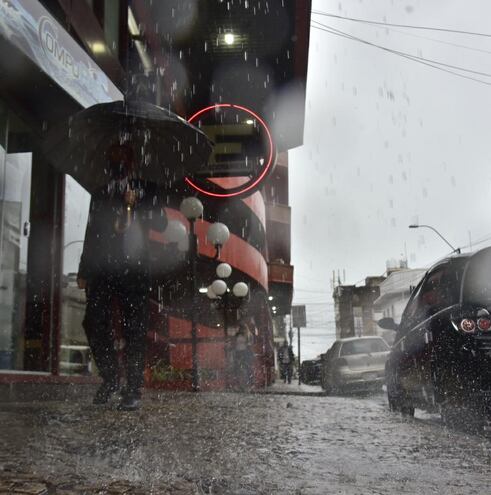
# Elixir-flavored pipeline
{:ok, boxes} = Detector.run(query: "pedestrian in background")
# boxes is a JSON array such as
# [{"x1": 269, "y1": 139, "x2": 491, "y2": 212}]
[
  {"x1": 77, "y1": 144, "x2": 167, "y2": 411},
  {"x1": 278, "y1": 340, "x2": 294, "y2": 384}
]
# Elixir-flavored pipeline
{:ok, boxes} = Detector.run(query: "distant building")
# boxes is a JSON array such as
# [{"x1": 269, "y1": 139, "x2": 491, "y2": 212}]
[
  {"x1": 373, "y1": 268, "x2": 426, "y2": 342},
  {"x1": 264, "y1": 152, "x2": 294, "y2": 351},
  {"x1": 333, "y1": 276, "x2": 386, "y2": 339}
]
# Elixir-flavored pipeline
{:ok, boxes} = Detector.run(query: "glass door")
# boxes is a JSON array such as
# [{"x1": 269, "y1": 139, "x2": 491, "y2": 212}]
[
  {"x1": 60, "y1": 175, "x2": 93, "y2": 375},
  {"x1": 0, "y1": 102, "x2": 32, "y2": 370}
]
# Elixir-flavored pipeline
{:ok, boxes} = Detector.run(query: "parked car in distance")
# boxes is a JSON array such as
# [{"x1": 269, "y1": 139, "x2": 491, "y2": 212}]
[
  {"x1": 59, "y1": 345, "x2": 92, "y2": 375},
  {"x1": 300, "y1": 358, "x2": 322, "y2": 385},
  {"x1": 380, "y1": 247, "x2": 491, "y2": 427},
  {"x1": 320, "y1": 336, "x2": 390, "y2": 393}
]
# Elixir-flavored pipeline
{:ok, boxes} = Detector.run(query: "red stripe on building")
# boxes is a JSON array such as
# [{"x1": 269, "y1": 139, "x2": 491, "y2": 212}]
[
  {"x1": 150, "y1": 209, "x2": 268, "y2": 289},
  {"x1": 210, "y1": 177, "x2": 266, "y2": 228}
]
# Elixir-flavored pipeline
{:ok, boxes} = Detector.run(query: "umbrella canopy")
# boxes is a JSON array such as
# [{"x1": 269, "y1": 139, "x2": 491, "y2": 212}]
[{"x1": 43, "y1": 100, "x2": 213, "y2": 193}]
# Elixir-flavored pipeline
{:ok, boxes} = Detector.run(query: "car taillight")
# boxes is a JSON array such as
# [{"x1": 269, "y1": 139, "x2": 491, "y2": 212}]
[
  {"x1": 460, "y1": 318, "x2": 476, "y2": 333},
  {"x1": 477, "y1": 317, "x2": 491, "y2": 332}
]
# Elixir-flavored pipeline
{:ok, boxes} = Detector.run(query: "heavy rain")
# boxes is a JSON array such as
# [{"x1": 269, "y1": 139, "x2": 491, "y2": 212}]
[{"x1": 0, "y1": 0, "x2": 490, "y2": 494}]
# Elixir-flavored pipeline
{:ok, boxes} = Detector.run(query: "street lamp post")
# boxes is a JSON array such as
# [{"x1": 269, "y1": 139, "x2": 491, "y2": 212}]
[
  {"x1": 179, "y1": 198, "x2": 204, "y2": 391},
  {"x1": 408, "y1": 224, "x2": 461, "y2": 254},
  {"x1": 178, "y1": 197, "x2": 231, "y2": 392},
  {"x1": 207, "y1": 269, "x2": 249, "y2": 388}
]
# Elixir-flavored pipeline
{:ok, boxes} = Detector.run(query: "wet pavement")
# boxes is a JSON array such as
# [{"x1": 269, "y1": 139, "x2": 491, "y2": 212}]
[
  {"x1": 0, "y1": 390, "x2": 490, "y2": 494},
  {"x1": 258, "y1": 381, "x2": 325, "y2": 396}
]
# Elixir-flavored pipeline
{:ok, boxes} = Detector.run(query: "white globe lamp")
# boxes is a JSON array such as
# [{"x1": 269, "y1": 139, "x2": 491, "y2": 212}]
[
  {"x1": 180, "y1": 197, "x2": 203, "y2": 220},
  {"x1": 206, "y1": 222, "x2": 230, "y2": 247},
  {"x1": 232, "y1": 282, "x2": 249, "y2": 298},
  {"x1": 206, "y1": 286, "x2": 218, "y2": 299},
  {"x1": 216, "y1": 262, "x2": 232, "y2": 279},
  {"x1": 211, "y1": 279, "x2": 228, "y2": 296},
  {"x1": 164, "y1": 220, "x2": 187, "y2": 244}
]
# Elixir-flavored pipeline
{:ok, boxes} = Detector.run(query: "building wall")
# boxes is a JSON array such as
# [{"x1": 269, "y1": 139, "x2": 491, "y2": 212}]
[
  {"x1": 0, "y1": 0, "x2": 308, "y2": 389},
  {"x1": 333, "y1": 277, "x2": 385, "y2": 339}
]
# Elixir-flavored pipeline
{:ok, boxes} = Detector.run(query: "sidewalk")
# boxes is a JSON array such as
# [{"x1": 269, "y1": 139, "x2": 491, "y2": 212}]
[
  {"x1": 0, "y1": 390, "x2": 332, "y2": 494},
  {"x1": 1, "y1": 389, "x2": 490, "y2": 494},
  {"x1": 258, "y1": 380, "x2": 325, "y2": 396}
]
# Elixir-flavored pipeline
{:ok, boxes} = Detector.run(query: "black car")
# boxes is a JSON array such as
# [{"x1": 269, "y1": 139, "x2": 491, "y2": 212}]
[
  {"x1": 379, "y1": 247, "x2": 491, "y2": 427},
  {"x1": 300, "y1": 358, "x2": 322, "y2": 385}
]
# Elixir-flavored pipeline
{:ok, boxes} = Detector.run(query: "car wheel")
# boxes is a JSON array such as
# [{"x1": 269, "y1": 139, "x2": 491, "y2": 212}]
[
  {"x1": 441, "y1": 403, "x2": 459, "y2": 428},
  {"x1": 386, "y1": 371, "x2": 413, "y2": 415},
  {"x1": 388, "y1": 391, "x2": 414, "y2": 415},
  {"x1": 400, "y1": 404, "x2": 415, "y2": 417},
  {"x1": 387, "y1": 389, "x2": 401, "y2": 412},
  {"x1": 320, "y1": 370, "x2": 327, "y2": 391},
  {"x1": 323, "y1": 376, "x2": 335, "y2": 394},
  {"x1": 386, "y1": 370, "x2": 400, "y2": 411}
]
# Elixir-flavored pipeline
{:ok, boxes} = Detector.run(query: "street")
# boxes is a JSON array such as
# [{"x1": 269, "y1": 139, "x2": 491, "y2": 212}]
[{"x1": 0, "y1": 389, "x2": 489, "y2": 494}]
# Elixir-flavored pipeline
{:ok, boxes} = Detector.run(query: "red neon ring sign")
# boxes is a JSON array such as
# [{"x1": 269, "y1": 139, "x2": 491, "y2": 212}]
[{"x1": 185, "y1": 103, "x2": 274, "y2": 198}]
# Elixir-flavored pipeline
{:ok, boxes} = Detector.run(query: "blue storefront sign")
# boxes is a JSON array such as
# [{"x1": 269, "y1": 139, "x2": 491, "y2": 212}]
[{"x1": 0, "y1": 0, "x2": 123, "y2": 107}]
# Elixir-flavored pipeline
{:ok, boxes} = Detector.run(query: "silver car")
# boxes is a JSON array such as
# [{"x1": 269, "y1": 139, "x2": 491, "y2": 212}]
[{"x1": 321, "y1": 337, "x2": 390, "y2": 393}]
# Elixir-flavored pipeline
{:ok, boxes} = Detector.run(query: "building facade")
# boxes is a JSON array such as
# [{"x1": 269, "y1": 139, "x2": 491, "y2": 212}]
[
  {"x1": 333, "y1": 277, "x2": 386, "y2": 340},
  {"x1": 373, "y1": 268, "x2": 426, "y2": 343},
  {"x1": 0, "y1": 0, "x2": 311, "y2": 392}
]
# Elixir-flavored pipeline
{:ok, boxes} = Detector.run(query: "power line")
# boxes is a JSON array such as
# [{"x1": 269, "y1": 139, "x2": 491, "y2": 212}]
[
  {"x1": 459, "y1": 234, "x2": 491, "y2": 251},
  {"x1": 294, "y1": 288, "x2": 331, "y2": 294},
  {"x1": 311, "y1": 10, "x2": 491, "y2": 38},
  {"x1": 312, "y1": 20, "x2": 491, "y2": 78},
  {"x1": 311, "y1": 21, "x2": 491, "y2": 86},
  {"x1": 295, "y1": 273, "x2": 327, "y2": 284},
  {"x1": 377, "y1": 25, "x2": 491, "y2": 56}
]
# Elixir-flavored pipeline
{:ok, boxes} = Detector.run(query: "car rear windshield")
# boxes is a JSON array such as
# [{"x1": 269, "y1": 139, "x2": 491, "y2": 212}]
[
  {"x1": 462, "y1": 248, "x2": 491, "y2": 307},
  {"x1": 340, "y1": 339, "x2": 389, "y2": 356}
]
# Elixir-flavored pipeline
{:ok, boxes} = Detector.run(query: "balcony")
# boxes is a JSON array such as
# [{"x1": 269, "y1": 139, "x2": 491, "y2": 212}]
[
  {"x1": 265, "y1": 203, "x2": 291, "y2": 225},
  {"x1": 268, "y1": 262, "x2": 293, "y2": 284},
  {"x1": 268, "y1": 262, "x2": 294, "y2": 315}
]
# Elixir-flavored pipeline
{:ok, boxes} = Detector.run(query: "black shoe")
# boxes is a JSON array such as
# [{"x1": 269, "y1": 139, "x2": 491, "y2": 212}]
[
  {"x1": 93, "y1": 381, "x2": 119, "y2": 405},
  {"x1": 117, "y1": 390, "x2": 141, "y2": 411}
]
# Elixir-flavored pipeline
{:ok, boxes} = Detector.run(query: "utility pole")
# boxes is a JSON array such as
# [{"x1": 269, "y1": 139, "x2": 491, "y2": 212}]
[
  {"x1": 297, "y1": 324, "x2": 301, "y2": 385},
  {"x1": 291, "y1": 305, "x2": 306, "y2": 386}
]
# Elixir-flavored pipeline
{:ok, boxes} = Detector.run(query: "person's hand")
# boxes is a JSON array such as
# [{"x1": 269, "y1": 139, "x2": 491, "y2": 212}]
[
  {"x1": 124, "y1": 190, "x2": 137, "y2": 207},
  {"x1": 77, "y1": 278, "x2": 87, "y2": 290}
]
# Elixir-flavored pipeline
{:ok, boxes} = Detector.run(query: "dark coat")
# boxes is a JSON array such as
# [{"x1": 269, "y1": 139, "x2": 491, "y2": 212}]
[
  {"x1": 278, "y1": 344, "x2": 294, "y2": 365},
  {"x1": 77, "y1": 179, "x2": 167, "y2": 281}
]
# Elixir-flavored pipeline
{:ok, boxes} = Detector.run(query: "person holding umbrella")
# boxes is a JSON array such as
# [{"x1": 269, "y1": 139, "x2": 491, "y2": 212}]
[
  {"x1": 77, "y1": 143, "x2": 167, "y2": 411},
  {"x1": 44, "y1": 100, "x2": 212, "y2": 409}
]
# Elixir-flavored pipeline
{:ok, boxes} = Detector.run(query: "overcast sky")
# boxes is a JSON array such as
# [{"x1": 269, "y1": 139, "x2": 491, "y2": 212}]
[{"x1": 291, "y1": 0, "x2": 491, "y2": 314}]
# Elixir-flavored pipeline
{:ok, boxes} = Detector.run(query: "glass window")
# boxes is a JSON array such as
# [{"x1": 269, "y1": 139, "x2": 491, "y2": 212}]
[
  {"x1": 104, "y1": 0, "x2": 120, "y2": 55},
  {"x1": 340, "y1": 338, "x2": 389, "y2": 356},
  {"x1": 0, "y1": 103, "x2": 32, "y2": 371},
  {"x1": 400, "y1": 260, "x2": 465, "y2": 332},
  {"x1": 60, "y1": 176, "x2": 92, "y2": 375},
  {"x1": 462, "y1": 248, "x2": 491, "y2": 307}
]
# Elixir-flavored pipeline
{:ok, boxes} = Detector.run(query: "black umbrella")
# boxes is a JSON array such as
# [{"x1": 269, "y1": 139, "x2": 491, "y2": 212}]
[{"x1": 44, "y1": 100, "x2": 213, "y2": 193}]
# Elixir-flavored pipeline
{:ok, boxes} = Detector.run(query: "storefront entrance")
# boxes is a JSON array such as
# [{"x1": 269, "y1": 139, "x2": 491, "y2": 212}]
[
  {"x1": 0, "y1": 100, "x2": 32, "y2": 371},
  {"x1": 60, "y1": 176, "x2": 92, "y2": 376}
]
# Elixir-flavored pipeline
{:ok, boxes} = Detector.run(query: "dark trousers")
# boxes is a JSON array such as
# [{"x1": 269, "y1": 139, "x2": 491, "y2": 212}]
[
  {"x1": 280, "y1": 363, "x2": 293, "y2": 383},
  {"x1": 83, "y1": 273, "x2": 149, "y2": 392}
]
